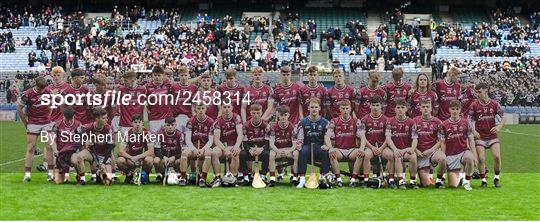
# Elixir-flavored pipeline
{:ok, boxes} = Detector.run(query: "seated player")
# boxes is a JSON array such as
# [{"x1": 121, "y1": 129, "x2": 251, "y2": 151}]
[
  {"x1": 183, "y1": 103, "x2": 215, "y2": 187},
  {"x1": 469, "y1": 83, "x2": 504, "y2": 188},
  {"x1": 210, "y1": 103, "x2": 243, "y2": 187},
  {"x1": 116, "y1": 114, "x2": 155, "y2": 184},
  {"x1": 413, "y1": 100, "x2": 446, "y2": 188},
  {"x1": 268, "y1": 105, "x2": 300, "y2": 186},
  {"x1": 49, "y1": 106, "x2": 82, "y2": 184},
  {"x1": 153, "y1": 117, "x2": 183, "y2": 184},
  {"x1": 325, "y1": 100, "x2": 363, "y2": 187},
  {"x1": 295, "y1": 98, "x2": 330, "y2": 188},
  {"x1": 240, "y1": 103, "x2": 270, "y2": 186},
  {"x1": 72, "y1": 107, "x2": 115, "y2": 185},
  {"x1": 358, "y1": 95, "x2": 391, "y2": 188},
  {"x1": 385, "y1": 99, "x2": 419, "y2": 189},
  {"x1": 439, "y1": 100, "x2": 477, "y2": 191}
]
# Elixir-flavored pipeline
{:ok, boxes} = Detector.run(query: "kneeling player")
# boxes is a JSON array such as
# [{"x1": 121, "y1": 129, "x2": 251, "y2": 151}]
[
  {"x1": 240, "y1": 103, "x2": 270, "y2": 186},
  {"x1": 153, "y1": 117, "x2": 183, "y2": 184},
  {"x1": 210, "y1": 103, "x2": 243, "y2": 187},
  {"x1": 385, "y1": 100, "x2": 418, "y2": 189},
  {"x1": 413, "y1": 100, "x2": 446, "y2": 188},
  {"x1": 358, "y1": 96, "x2": 391, "y2": 188},
  {"x1": 50, "y1": 106, "x2": 82, "y2": 184},
  {"x1": 116, "y1": 114, "x2": 155, "y2": 184},
  {"x1": 73, "y1": 107, "x2": 115, "y2": 185},
  {"x1": 269, "y1": 105, "x2": 300, "y2": 186},
  {"x1": 325, "y1": 100, "x2": 363, "y2": 187},
  {"x1": 470, "y1": 83, "x2": 503, "y2": 188},
  {"x1": 183, "y1": 103, "x2": 215, "y2": 187},
  {"x1": 440, "y1": 100, "x2": 477, "y2": 191}
]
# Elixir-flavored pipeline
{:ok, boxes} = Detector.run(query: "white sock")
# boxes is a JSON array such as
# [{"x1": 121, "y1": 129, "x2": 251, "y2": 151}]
[
  {"x1": 261, "y1": 175, "x2": 267, "y2": 181},
  {"x1": 442, "y1": 173, "x2": 446, "y2": 179},
  {"x1": 389, "y1": 178, "x2": 394, "y2": 182},
  {"x1": 410, "y1": 179, "x2": 416, "y2": 184},
  {"x1": 399, "y1": 179, "x2": 405, "y2": 185},
  {"x1": 157, "y1": 173, "x2": 162, "y2": 177},
  {"x1": 299, "y1": 176, "x2": 306, "y2": 183},
  {"x1": 244, "y1": 175, "x2": 250, "y2": 181},
  {"x1": 48, "y1": 169, "x2": 54, "y2": 175},
  {"x1": 279, "y1": 173, "x2": 284, "y2": 177},
  {"x1": 459, "y1": 172, "x2": 465, "y2": 180},
  {"x1": 292, "y1": 176, "x2": 298, "y2": 181},
  {"x1": 270, "y1": 176, "x2": 276, "y2": 181},
  {"x1": 464, "y1": 179, "x2": 470, "y2": 185},
  {"x1": 482, "y1": 178, "x2": 487, "y2": 182},
  {"x1": 80, "y1": 175, "x2": 86, "y2": 181},
  {"x1": 429, "y1": 173, "x2": 433, "y2": 179},
  {"x1": 64, "y1": 173, "x2": 69, "y2": 177},
  {"x1": 337, "y1": 177, "x2": 343, "y2": 182},
  {"x1": 91, "y1": 174, "x2": 96, "y2": 178},
  {"x1": 237, "y1": 172, "x2": 243, "y2": 177},
  {"x1": 350, "y1": 178, "x2": 356, "y2": 183},
  {"x1": 494, "y1": 175, "x2": 500, "y2": 180},
  {"x1": 364, "y1": 177, "x2": 369, "y2": 182},
  {"x1": 25, "y1": 172, "x2": 31, "y2": 177},
  {"x1": 436, "y1": 178, "x2": 441, "y2": 183}
]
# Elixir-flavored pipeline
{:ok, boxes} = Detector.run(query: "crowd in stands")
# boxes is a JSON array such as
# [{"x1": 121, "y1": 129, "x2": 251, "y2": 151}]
[{"x1": 434, "y1": 57, "x2": 540, "y2": 106}]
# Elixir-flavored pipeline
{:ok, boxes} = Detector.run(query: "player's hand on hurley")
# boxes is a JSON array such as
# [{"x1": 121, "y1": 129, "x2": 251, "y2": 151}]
[
  {"x1": 52, "y1": 149, "x2": 58, "y2": 157},
  {"x1": 373, "y1": 148, "x2": 382, "y2": 156},
  {"x1": 356, "y1": 149, "x2": 365, "y2": 158},
  {"x1": 416, "y1": 149, "x2": 424, "y2": 157}
]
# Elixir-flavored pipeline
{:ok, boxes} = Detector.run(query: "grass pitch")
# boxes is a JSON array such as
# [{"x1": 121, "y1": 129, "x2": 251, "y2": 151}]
[{"x1": 1, "y1": 122, "x2": 539, "y2": 220}]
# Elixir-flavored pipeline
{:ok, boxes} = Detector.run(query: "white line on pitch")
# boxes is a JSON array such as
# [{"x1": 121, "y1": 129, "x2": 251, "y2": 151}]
[
  {"x1": 0, "y1": 154, "x2": 42, "y2": 166},
  {"x1": 501, "y1": 129, "x2": 540, "y2": 138}
]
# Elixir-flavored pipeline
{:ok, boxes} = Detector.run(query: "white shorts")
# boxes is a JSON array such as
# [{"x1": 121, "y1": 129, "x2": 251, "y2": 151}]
[
  {"x1": 475, "y1": 138, "x2": 500, "y2": 148},
  {"x1": 120, "y1": 126, "x2": 132, "y2": 135},
  {"x1": 418, "y1": 151, "x2": 437, "y2": 169},
  {"x1": 27, "y1": 122, "x2": 53, "y2": 135},
  {"x1": 446, "y1": 152, "x2": 465, "y2": 171},
  {"x1": 111, "y1": 116, "x2": 120, "y2": 133},
  {"x1": 175, "y1": 114, "x2": 189, "y2": 131},
  {"x1": 149, "y1": 119, "x2": 166, "y2": 133}
]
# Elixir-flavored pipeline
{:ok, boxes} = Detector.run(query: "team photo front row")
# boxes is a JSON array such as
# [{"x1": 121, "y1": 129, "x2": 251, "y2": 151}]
[{"x1": 17, "y1": 66, "x2": 503, "y2": 191}]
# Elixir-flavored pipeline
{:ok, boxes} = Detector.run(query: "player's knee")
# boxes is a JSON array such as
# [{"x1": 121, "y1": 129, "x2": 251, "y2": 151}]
[{"x1": 492, "y1": 154, "x2": 501, "y2": 162}]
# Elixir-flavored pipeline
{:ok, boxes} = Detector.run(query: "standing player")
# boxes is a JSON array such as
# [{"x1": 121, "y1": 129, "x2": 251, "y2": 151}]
[
  {"x1": 384, "y1": 68, "x2": 412, "y2": 117},
  {"x1": 295, "y1": 98, "x2": 330, "y2": 188},
  {"x1": 325, "y1": 69, "x2": 355, "y2": 119},
  {"x1": 300, "y1": 66, "x2": 326, "y2": 117},
  {"x1": 198, "y1": 72, "x2": 219, "y2": 120},
  {"x1": 358, "y1": 96, "x2": 391, "y2": 188},
  {"x1": 268, "y1": 105, "x2": 300, "y2": 186},
  {"x1": 172, "y1": 67, "x2": 198, "y2": 130},
  {"x1": 209, "y1": 103, "x2": 243, "y2": 187},
  {"x1": 355, "y1": 70, "x2": 386, "y2": 118},
  {"x1": 413, "y1": 100, "x2": 446, "y2": 188},
  {"x1": 217, "y1": 68, "x2": 245, "y2": 116},
  {"x1": 18, "y1": 76, "x2": 53, "y2": 182},
  {"x1": 439, "y1": 100, "x2": 477, "y2": 191},
  {"x1": 64, "y1": 68, "x2": 91, "y2": 125},
  {"x1": 409, "y1": 73, "x2": 438, "y2": 118},
  {"x1": 46, "y1": 66, "x2": 69, "y2": 122},
  {"x1": 469, "y1": 83, "x2": 504, "y2": 188},
  {"x1": 240, "y1": 103, "x2": 270, "y2": 185},
  {"x1": 153, "y1": 117, "x2": 183, "y2": 184},
  {"x1": 146, "y1": 66, "x2": 174, "y2": 133},
  {"x1": 117, "y1": 71, "x2": 147, "y2": 134},
  {"x1": 184, "y1": 103, "x2": 215, "y2": 187},
  {"x1": 324, "y1": 100, "x2": 363, "y2": 187},
  {"x1": 273, "y1": 66, "x2": 303, "y2": 125},
  {"x1": 460, "y1": 78, "x2": 476, "y2": 118},
  {"x1": 432, "y1": 67, "x2": 461, "y2": 121},
  {"x1": 72, "y1": 107, "x2": 115, "y2": 185},
  {"x1": 49, "y1": 106, "x2": 82, "y2": 184},
  {"x1": 242, "y1": 67, "x2": 274, "y2": 122},
  {"x1": 385, "y1": 99, "x2": 418, "y2": 189},
  {"x1": 116, "y1": 114, "x2": 155, "y2": 184}
]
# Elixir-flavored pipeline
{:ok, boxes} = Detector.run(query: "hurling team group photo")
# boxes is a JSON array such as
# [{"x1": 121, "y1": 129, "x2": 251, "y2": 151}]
[{"x1": 0, "y1": 0, "x2": 539, "y2": 220}]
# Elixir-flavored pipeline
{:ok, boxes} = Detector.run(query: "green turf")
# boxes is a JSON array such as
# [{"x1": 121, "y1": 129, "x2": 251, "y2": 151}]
[{"x1": 1, "y1": 122, "x2": 540, "y2": 220}]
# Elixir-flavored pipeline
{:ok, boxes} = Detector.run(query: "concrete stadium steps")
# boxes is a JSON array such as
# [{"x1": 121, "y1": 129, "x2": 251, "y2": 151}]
[
  {"x1": 310, "y1": 51, "x2": 329, "y2": 66},
  {"x1": 366, "y1": 11, "x2": 380, "y2": 42},
  {"x1": 439, "y1": 12, "x2": 455, "y2": 24}
]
